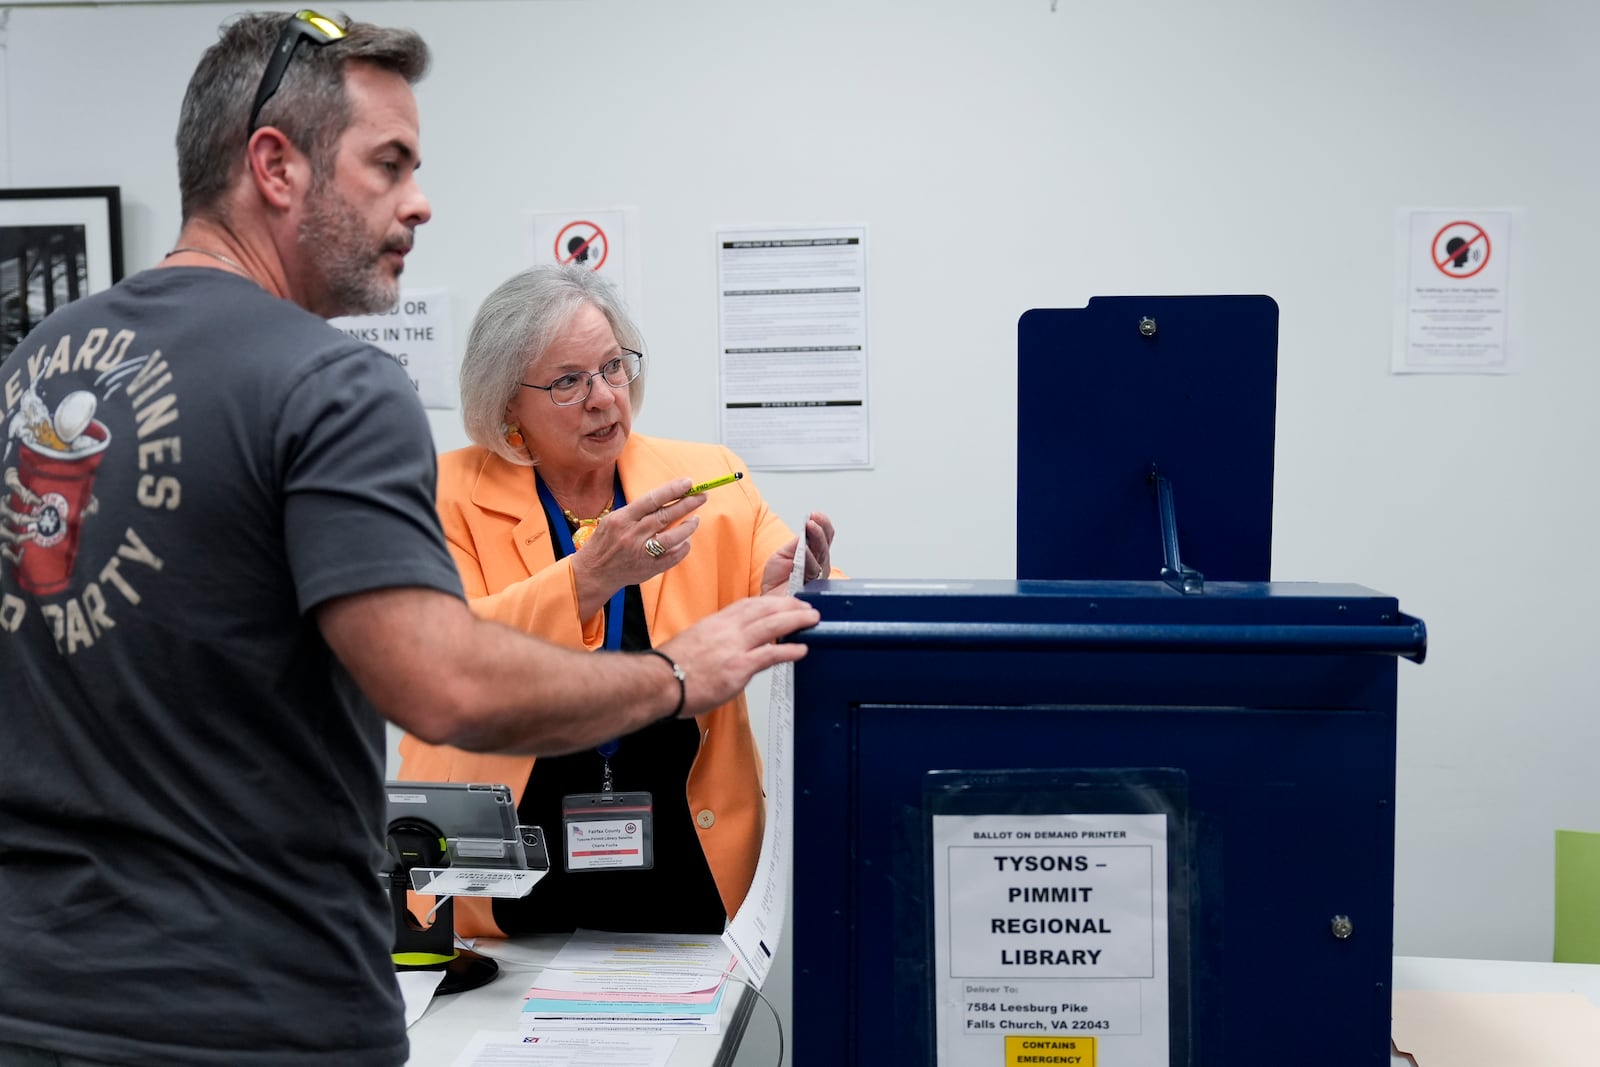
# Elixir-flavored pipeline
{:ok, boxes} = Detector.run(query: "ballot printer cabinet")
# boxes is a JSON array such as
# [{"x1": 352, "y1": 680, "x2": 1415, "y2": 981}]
[{"x1": 789, "y1": 577, "x2": 1425, "y2": 1065}]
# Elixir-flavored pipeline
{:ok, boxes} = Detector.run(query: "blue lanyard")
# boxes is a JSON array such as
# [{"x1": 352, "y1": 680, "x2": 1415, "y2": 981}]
[{"x1": 536, "y1": 472, "x2": 627, "y2": 765}]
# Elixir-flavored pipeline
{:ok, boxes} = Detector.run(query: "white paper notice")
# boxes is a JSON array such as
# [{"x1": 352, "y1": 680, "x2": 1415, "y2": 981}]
[
  {"x1": 448, "y1": 1030, "x2": 676, "y2": 1067},
  {"x1": 397, "y1": 968, "x2": 446, "y2": 1029},
  {"x1": 931, "y1": 813, "x2": 1170, "y2": 1067},
  {"x1": 530, "y1": 930, "x2": 733, "y2": 996},
  {"x1": 329, "y1": 289, "x2": 456, "y2": 408},
  {"x1": 1392, "y1": 208, "x2": 1522, "y2": 374},
  {"x1": 715, "y1": 225, "x2": 871, "y2": 470},
  {"x1": 720, "y1": 528, "x2": 808, "y2": 987},
  {"x1": 528, "y1": 208, "x2": 639, "y2": 309}
]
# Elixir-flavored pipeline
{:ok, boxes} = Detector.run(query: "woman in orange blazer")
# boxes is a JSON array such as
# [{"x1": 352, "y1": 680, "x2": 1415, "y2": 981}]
[{"x1": 399, "y1": 265, "x2": 835, "y2": 938}]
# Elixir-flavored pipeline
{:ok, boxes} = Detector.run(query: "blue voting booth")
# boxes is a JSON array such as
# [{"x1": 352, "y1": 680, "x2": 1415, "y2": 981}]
[{"x1": 789, "y1": 296, "x2": 1426, "y2": 1065}]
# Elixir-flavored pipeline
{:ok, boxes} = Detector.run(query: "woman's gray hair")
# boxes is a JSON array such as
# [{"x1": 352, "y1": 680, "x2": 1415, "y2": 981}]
[{"x1": 460, "y1": 265, "x2": 648, "y2": 465}]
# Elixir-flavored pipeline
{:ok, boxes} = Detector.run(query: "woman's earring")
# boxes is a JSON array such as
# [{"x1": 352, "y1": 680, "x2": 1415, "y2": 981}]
[{"x1": 504, "y1": 424, "x2": 525, "y2": 449}]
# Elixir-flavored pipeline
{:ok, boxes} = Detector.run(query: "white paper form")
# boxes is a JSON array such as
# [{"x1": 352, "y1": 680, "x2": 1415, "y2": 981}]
[
  {"x1": 720, "y1": 530, "x2": 808, "y2": 987},
  {"x1": 449, "y1": 1030, "x2": 675, "y2": 1067},
  {"x1": 527, "y1": 930, "x2": 733, "y2": 997},
  {"x1": 397, "y1": 968, "x2": 447, "y2": 1028},
  {"x1": 715, "y1": 225, "x2": 871, "y2": 470},
  {"x1": 520, "y1": 931, "x2": 730, "y2": 1035}
]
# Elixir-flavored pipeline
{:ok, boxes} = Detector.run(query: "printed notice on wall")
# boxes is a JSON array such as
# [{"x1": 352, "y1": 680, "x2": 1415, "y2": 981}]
[
  {"x1": 1392, "y1": 209, "x2": 1523, "y2": 374},
  {"x1": 329, "y1": 289, "x2": 455, "y2": 409},
  {"x1": 715, "y1": 225, "x2": 871, "y2": 470},
  {"x1": 931, "y1": 812, "x2": 1169, "y2": 1066},
  {"x1": 528, "y1": 207, "x2": 640, "y2": 310}
]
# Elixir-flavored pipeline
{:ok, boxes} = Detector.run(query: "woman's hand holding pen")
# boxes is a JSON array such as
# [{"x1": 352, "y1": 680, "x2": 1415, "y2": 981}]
[
  {"x1": 570, "y1": 478, "x2": 704, "y2": 620},
  {"x1": 761, "y1": 510, "x2": 836, "y2": 594}
]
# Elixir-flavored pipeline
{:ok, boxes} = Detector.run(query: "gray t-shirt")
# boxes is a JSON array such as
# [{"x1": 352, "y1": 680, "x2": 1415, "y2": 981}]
[{"x1": 0, "y1": 268, "x2": 464, "y2": 1066}]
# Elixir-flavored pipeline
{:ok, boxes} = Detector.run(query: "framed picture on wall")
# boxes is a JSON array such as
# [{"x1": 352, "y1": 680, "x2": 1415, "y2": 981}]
[{"x1": 1, "y1": 186, "x2": 125, "y2": 359}]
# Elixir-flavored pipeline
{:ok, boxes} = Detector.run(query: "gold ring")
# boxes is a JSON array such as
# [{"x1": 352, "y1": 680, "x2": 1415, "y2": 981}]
[{"x1": 644, "y1": 537, "x2": 666, "y2": 559}]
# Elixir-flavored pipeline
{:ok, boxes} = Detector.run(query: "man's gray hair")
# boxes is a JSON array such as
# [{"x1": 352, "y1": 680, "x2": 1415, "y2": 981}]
[
  {"x1": 461, "y1": 266, "x2": 648, "y2": 466},
  {"x1": 176, "y1": 11, "x2": 429, "y2": 221}
]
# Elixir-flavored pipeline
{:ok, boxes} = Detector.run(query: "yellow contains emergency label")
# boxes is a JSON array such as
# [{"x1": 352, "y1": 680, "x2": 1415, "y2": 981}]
[{"x1": 1004, "y1": 1034, "x2": 1095, "y2": 1066}]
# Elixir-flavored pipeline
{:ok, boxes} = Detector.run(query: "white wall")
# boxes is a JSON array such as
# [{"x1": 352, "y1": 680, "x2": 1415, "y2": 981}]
[{"x1": 5, "y1": 0, "x2": 1596, "y2": 1046}]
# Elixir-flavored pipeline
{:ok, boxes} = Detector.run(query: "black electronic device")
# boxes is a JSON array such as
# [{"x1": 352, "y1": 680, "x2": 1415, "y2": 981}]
[{"x1": 383, "y1": 781, "x2": 545, "y2": 995}]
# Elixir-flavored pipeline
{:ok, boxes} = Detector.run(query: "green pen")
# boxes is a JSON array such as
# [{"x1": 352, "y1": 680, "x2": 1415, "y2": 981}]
[{"x1": 689, "y1": 471, "x2": 743, "y2": 495}]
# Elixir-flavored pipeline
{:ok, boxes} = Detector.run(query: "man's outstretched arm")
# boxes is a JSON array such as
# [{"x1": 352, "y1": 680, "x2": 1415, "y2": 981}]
[{"x1": 317, "y1": 586, "x2": 818, "y2": 756}]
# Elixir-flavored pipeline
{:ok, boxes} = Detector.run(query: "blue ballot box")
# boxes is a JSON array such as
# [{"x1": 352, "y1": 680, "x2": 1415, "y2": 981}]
[
  {"x1": 789, "y1": 578, "x2": 1425, "y2": 1065},
  {"x1": 788, "y1": 295, "x2": 1425, "y2": 1064}
]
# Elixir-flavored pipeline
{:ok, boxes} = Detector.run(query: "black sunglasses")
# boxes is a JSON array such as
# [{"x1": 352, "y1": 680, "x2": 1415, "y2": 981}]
[{"x1": 247, "y1": 9, "x2": 348, "y2": 133}]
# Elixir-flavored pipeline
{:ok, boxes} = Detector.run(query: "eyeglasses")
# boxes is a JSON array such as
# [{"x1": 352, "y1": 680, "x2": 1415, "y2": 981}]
[
  {"x1": 248, "y1": 9, "x2": 348, "y2": 133},
  {"x1": 520, "y1": 350, "x2": 645, "y2": 406}
]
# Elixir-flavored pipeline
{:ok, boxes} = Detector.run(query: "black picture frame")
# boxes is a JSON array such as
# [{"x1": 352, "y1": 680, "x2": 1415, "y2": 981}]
[{"x1": 1, "y1": 186, "x2": 125, "y2": 359}]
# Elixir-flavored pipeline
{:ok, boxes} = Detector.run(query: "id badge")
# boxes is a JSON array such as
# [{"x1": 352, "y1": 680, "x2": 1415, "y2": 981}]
[{"x1": 561, "y1": 791, "x2": 654, "y2": 872}]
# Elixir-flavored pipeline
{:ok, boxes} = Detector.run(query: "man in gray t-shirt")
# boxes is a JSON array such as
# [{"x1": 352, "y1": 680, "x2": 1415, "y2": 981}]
[
  {"x1": 1, "y1": 267, "x2": 463, "y2": 1067},
  {"x1": 0, "y1": 12, "x2": 817, "y2": 1067}
]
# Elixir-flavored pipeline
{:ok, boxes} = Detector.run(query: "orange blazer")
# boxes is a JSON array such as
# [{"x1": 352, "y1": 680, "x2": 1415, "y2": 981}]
[{"x1": 398, "y1": 434, "x2": 798, "y2": 937}]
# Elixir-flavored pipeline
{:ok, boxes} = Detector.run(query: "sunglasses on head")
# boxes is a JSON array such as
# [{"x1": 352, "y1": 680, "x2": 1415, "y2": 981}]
[{"x1": 247, "y1": 9, "x2": 348, "y2": 133}]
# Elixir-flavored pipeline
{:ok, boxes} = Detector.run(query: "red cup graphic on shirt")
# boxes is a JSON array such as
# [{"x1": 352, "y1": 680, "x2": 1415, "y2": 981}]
[{"x1": 6, "y1": 419, "x2": 111, "y2": 595}]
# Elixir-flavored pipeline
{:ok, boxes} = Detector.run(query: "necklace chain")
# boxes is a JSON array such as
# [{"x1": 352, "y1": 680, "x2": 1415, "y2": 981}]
[
  {"x1": 561, "y1": 501, "x2": 614, "y2": 526},
  {"x1": 167, "y1": 246, "x2": 248, "y2": 274}
]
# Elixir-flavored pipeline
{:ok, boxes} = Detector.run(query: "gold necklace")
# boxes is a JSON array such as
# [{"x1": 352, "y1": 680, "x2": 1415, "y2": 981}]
[
  {"x1": 562, "y1": 502, "x2": 613, "y2": 549},
  {"x1": 167, "y1": 246, "x2": 248, "y2": 274}
]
